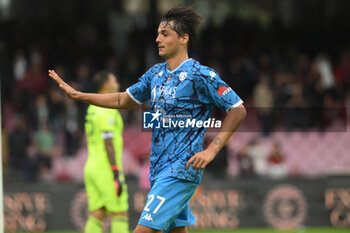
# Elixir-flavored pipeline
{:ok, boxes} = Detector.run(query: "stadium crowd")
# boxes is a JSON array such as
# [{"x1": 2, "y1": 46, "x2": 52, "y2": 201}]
[{"x1": 1, "y1": 12, "x2": 350, "y2": 184}]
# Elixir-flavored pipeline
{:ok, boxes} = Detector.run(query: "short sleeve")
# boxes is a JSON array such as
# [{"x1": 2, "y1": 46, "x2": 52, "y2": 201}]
[
  {"x1": 98, "y1": 109, "x2": 115, "y2": 132},
  {"x1": 126, "y1": 69, "x2": 153, "y2": 104},
  {"x1": 195, "y1": 68, "x2": 243, "y2": 112}
]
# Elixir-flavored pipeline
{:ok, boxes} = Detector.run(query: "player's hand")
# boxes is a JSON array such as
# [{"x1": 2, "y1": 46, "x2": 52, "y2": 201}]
[
  {"x1": 112, "y1": 166, "x2": 123, "y2": 196},
  {"x1": 48, "y1": 70, "x2": 80, "y2": 99},
  {"x1": 186, "y1": 149, "x2": 216, "y2": 170},
  {"x1": 114, "y1": 176, "x2": 123, "y2": 196}
]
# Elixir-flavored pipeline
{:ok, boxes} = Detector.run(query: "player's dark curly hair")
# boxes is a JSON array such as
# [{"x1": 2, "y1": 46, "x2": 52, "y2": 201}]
[
  {"x1": 161, "y1": 7, "x2": 204, "y2": 47},
  {"x1": 92, "y1": 71, "x2": 111, "y2": 92}
]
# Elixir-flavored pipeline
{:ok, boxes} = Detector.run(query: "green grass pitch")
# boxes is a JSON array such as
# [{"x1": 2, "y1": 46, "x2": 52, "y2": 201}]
[{"x1": 12, "y1": 228, "x2": 348, "y2": 233}]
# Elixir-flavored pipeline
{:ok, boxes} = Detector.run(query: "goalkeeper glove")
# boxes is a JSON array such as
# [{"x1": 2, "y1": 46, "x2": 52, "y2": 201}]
[{"x1": 112, "y1": 165, "x2": 123, "y2": 196}]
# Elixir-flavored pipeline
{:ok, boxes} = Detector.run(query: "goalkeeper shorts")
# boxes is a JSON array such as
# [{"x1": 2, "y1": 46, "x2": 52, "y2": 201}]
[{"x1": 84, "y1": 168, "x2": 128, "y2": 213}]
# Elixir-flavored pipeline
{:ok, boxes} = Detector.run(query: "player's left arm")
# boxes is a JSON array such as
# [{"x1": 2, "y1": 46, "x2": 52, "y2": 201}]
[
  {"x1": 186, "y1": 104, "x2": 246, "y2": 170},
  {"x1": 104, "y1": 137, "x2": 123, "y2": 196}
]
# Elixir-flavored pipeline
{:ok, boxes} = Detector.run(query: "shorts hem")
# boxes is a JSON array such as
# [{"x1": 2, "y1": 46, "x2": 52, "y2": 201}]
[
  {"x1": 105, "y1": 207, "x2": 129, "y2": 214},
  {"x1": 173, "y1": 222, "x2": 196, "y2": 228},
  {"x1": 138, "y1": 221, "x2": 164, "y2": 231}
]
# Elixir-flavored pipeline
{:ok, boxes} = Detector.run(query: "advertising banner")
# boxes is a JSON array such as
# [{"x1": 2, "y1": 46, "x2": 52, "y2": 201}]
[{"x1": 4, "y1": 177, "x2": 350, "y2": 231}]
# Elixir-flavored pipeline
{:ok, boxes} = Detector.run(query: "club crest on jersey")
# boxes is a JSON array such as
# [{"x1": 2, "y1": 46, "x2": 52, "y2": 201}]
[
  {"x1": 179, "y1": 72, "x2": 187, "y2": 81},
  {"x1": 218, "y1": 86, "x2": 232, "y2": 96}
]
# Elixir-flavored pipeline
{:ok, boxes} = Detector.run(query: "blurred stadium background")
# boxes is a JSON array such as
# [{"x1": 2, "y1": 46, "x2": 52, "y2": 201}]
[{"x1": 1, "y1": 0, "x2": 350, "y2": 232}]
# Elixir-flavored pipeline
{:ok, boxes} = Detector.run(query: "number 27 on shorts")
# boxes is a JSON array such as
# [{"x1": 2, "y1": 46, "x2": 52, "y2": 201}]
[{"x1": 144, "y1": 194, "x2": 166, "y2": 214}]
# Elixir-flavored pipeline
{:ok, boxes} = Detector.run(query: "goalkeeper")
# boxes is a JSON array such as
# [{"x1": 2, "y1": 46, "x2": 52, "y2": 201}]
[{"x1": 84, "y1": 71, "x2": 128, "y2": 233}]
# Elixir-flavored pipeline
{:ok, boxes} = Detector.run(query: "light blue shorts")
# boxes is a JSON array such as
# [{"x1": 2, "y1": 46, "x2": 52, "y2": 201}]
[{"x1": 138, "y1": 176, "x2": 198, "y2": 232}]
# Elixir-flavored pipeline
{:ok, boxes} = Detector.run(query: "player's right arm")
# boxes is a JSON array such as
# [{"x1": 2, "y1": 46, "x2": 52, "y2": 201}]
[{"x1": 48, "y1": 70, "x2": 137, "y2": 109}]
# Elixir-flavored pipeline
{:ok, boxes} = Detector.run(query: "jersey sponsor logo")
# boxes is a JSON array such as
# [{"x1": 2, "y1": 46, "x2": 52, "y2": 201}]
[
  {"x1": 209, "y1": 71, "x2": 216, "y2": 79},
  {"x1": 151, "y1": 84, "x2": 158, "y2": 101},
  {"x1": 218, "y1": 86, "x2": 232, "y2": 96},
  {"x1": 142, "y1": 213, "x2": 153, "y2": 222},
  {"x1": 179, "y1": 72, "x2": 187, "y2": 81},
  {"x1": 151, "y1": 85, "x2": 177, "y2": 100},
  {"x1": 159, "y1": 86, "x2": 177, "y2": 98}
]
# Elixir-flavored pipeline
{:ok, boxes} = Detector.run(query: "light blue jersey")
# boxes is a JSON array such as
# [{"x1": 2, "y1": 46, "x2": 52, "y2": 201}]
[{"x1": 127, "y1": 59, "x2": 243, "y2": 183}]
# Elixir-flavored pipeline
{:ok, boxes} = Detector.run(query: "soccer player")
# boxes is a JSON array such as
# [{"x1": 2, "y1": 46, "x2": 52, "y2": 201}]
[
  {"x1": 49, "y1": 7, "x2": 246, "y2": 233},
  {"x1": 84, "y1": 71, "x2": 129, "y2": 233}
]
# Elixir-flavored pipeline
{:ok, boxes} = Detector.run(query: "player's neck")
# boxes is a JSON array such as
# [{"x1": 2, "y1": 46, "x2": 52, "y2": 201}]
[{"x1": 166, "y1": 53, "x2": 189, "y2": 71}]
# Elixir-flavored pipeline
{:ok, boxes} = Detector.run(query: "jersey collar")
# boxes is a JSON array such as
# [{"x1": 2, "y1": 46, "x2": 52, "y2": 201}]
[{"x1": 166, "y1": 58, "x2": 192, "y2": 74}]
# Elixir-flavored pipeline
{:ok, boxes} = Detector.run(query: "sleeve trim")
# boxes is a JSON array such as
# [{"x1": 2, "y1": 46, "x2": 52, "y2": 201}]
[
  {"x1": 226, "y1": 100, "x2": 244, "y2": 113},
  {"x1": 126, "y1": 88, "x2": 143, "y2": 105},
  {"x1": 102, "y1": 131, "x2": 114, "y2": 139}
]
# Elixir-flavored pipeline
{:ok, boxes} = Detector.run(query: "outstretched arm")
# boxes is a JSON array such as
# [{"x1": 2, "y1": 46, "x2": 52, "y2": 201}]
[
  {"x1": 48, "y1": 70, "x2": 137, "y2": 109},
  {"x1": 186, "y1": 104, "x2": 246, "y2": 170}
]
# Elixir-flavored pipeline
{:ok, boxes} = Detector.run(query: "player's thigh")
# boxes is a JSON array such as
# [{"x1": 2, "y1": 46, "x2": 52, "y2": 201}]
[
  {"x1": 84, "y1": 169, "x2": 104, "y2": 211},
  {"x1": 103, "y1": 182, "x2": 129, "y2": 213},
  {"x1": 89, "y1": 208, "x2": 106, "y2": 221},
  {"x1": 90, "y1": 169, "x2": 129, "y2": 213},
  {"x1": 169, "y1": 226, "x2": 187, "y2": 233}
]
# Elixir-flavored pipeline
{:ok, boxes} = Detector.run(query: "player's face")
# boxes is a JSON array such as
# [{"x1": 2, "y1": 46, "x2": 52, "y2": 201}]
[
  {"x1": 107, "y1": 74, "x2": 120, "y2": 93},
  {"x1": 156, "y1": 21, "x2": 183, "y2": 59}
]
